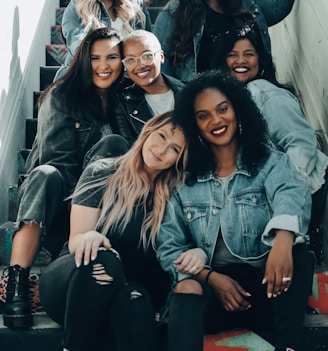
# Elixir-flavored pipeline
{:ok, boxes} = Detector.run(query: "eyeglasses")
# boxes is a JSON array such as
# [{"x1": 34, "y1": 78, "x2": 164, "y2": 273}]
[{"x1": 122, "y1": 51, "x2": 160, "y2": 69}]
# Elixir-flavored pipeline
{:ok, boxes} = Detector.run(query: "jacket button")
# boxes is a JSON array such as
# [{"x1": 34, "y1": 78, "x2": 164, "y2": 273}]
[
  {"x1": 132, "y1": 110, "x2": 138, "y2": 115},
  {"x1": 212, "y1": 209, "x2": 218, "y2": 215},
  {"x1": 75, "y1": 122, "x2": 80, "y2": 129}
]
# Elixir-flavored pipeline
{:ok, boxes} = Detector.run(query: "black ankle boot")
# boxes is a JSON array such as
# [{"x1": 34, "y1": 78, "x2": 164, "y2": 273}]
[{"x1": 3, "y1": 265, "x2": 33, "y2": 329}]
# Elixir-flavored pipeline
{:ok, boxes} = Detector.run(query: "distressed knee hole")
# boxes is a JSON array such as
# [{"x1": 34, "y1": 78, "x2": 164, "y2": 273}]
[
  {"x1": 130, "y1": 289, "x2": 143, "y2": 300},
  {"x1": 92, "y1": 263, "x2": 113, "y2": 285}
]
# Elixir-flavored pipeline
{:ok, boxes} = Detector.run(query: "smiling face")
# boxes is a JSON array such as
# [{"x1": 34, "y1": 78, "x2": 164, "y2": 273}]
[
  {"x1": 123, "y1": 37, "x2": 164, "y2": 92},
  {"x1": 142, "y1": 122, "x2": 185, "y2": 179},
  {"x1": 90, "y1": 38, "x2": 122, "y2": 93},
  {"x1": 226, "y1": 38, "x2": 259, "y2": 83},
  {"x1": 194, "y1": 88, "x2": 238, "y2": 151}
]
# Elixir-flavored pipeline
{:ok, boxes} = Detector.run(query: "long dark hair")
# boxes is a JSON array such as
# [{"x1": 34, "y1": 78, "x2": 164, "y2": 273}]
[
  {"x1": 173, "y1": 69, "x2": 269, "y2": 178},
  {"x1": 210, "y1": 15, "x2": 295, "y2": 92},
  {"x1": 38, "y1": 27, "x2": 124, "y2": 113},
  {"x1": 169, "y1": 0, "x2": 245, "y2": 66}
]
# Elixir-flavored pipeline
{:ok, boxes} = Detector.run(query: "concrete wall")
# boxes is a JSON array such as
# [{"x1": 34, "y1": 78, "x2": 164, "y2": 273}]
[{"x1": 0, "y1": 0, "x2": 59, "y2": 224}]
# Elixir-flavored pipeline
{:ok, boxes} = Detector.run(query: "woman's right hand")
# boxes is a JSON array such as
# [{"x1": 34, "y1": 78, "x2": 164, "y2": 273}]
[
  {"x1": 208, "y1": 271, "x2": 251, "y2": 312},
  {"x1": 74, "y1": 230, "x2": 111, "y2": 268}
]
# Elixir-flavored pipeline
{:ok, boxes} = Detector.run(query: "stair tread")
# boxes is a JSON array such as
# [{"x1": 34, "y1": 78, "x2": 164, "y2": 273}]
[
  {"x1": 304, "y1": 313, "x2": 328, "y2": 327},
  {"x1": 0, "y1": 313, "x2": 61, "y2": 330}
]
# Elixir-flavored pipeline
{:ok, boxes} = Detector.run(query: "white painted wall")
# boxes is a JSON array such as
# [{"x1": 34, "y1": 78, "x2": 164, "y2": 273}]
[
  {"x1": 0, "y1": 0, "x2": 59, "y2": 224},
  {"x1": 270, "y1": 0, "x2": 328, "y2": 265},
  {"x1": 270, "y1": 0, "x2": 328, "y2": 152}
]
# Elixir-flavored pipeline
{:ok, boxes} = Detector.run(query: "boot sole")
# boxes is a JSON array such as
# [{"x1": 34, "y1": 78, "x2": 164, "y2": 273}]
[{"x1": 3, "y1": 314, "x2": 33, "y2": 329}]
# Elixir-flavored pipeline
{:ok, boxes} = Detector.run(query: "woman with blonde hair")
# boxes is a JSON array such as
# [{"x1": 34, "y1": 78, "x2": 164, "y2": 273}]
[
  {"x1": 39, "y1": 112, "x2": 199, "y2": 351},
  {"x1": 55, "y1": 0, "x2": 152, "y2": 80}
]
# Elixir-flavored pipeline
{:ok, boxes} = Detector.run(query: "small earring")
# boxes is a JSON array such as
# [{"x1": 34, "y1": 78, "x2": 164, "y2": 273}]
[
  {"x1": 239, "y1": 123, "x2": 243, "y2": 135},
  {"x1": 198, "y1": 134, "x2": 205, "y2": 146}
]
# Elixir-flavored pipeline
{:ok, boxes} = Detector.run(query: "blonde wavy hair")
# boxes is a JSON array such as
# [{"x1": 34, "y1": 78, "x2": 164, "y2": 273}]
[
  {"x1": 73, "y1": 111, "x2": 188, "y2": 249},
  {"x1": 76, "y1": 0, "x2": 146, "y2": 34}
]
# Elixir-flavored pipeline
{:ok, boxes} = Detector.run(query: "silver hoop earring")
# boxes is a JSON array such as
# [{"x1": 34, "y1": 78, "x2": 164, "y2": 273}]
[{"x1": 239, "y1": 123, "x2": 243, "y2": 135}]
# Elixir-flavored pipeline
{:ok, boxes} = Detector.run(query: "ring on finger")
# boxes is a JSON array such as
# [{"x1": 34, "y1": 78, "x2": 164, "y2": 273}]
[
  {"x1": 282, "y1": 276, "x2": 291, "y2": 282},
  {"x1": 190, "y1": 266, "x2": 197, "y2": 273}
]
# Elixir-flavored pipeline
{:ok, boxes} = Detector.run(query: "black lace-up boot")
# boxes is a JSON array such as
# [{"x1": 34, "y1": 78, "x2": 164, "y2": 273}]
[{"x1": 3, "y1": 265, "x2": 33, "y2": 329}]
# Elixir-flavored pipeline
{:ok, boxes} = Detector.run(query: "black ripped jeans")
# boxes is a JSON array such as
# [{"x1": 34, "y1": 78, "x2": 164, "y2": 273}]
[{"x1": 39, "y1": 249, "x2": 157, "y2": 351}]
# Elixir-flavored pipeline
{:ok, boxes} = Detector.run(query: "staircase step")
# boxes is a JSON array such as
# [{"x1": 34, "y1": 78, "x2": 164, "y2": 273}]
[
  {"x1": 0, "y1": 312, "x2": 326, "y2": 351},
  {"x1": 33, "y1": 91, "x2": 41, "y2": 118},
  {"x1": 51, "y1": 25, "x2": 65, "y2": 45},
  {"x1": 0, "y1": 314, "x2": 62, "y2": 351},
  {"x1": 56, "y1": 7, "x2": 66, "y2": 26},
  {"x1": 26, "y1": 118, "x2": 37, "y2": 150},
  {"x1": 46, "y1": 44, "x2": 67, "y2": 66},
  {"x1": 59, "y1": 0, "x2": 69, "y2": 7},
  {"x1": 40, "y1": 66, "x2": 59, "y2": 91}
]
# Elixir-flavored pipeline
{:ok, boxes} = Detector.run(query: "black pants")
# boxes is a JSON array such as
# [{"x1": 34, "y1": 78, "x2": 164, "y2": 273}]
[
  {"x1": 39, "y1": 250, "x2": 157, "y2": 351},
  {"x1": 168, "y1": 244, "x2": 314, "y2": 351}
]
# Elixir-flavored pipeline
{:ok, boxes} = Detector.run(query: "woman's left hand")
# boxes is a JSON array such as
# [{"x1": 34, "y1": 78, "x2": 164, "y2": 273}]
[
  {"x1": 173, "y1": 248, "x2": 207, "y2": 275},
  {"x1": 262, "y1": 230, "x2": 294, "y2": 298}
]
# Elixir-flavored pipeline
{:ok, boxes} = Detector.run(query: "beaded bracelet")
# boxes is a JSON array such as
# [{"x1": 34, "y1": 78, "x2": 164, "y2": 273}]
[{"x1": 205, "y1": 268, "x2": 214, "y2": 285}]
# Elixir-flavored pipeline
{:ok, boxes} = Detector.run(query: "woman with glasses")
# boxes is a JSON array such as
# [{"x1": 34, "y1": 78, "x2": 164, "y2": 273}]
[
  {"x1": 54, "y1": 0, "x2": 152, "y2": 80},
  {"x1": 112, "y1": 29, "x2": 184, "y2": 146}
]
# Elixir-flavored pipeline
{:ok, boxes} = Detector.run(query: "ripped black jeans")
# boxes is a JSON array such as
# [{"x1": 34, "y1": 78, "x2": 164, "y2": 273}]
[{"x1": 39, "y1": 249, "x2": 157, "y2": 351}]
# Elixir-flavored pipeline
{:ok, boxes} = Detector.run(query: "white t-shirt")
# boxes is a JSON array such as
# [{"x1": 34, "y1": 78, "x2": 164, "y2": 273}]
[{"x1": 145, "y1": 89, "x2": 174, "y2": 116}]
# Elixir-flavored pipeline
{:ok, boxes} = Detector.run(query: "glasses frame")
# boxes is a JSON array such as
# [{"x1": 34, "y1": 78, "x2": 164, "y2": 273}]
[{"x1": 122, "y1": 50, "x2": 161, "y2": 69}]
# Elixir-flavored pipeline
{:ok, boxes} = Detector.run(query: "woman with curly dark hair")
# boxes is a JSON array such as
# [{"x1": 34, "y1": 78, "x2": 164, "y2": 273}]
[
  {"x1": 156, "y1": 70, "x2": 314, "y2": 351},
  {"x1": 153, "y1": 0, "x2": 295, "y2": 81}
]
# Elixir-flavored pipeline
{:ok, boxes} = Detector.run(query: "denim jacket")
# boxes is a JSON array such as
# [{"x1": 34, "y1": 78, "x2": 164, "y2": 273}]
[
  {"x1": 153, "y1": 0, "x2": 294, "y2": 81},
  {"x1": 247, "y1": 79, "x2": 328, "y2": 194},
  {"x1": 55, "y1": 0, "x2": 152, "y2": 80},
  {"x1": 25, "y1": 89, "x2": 113, "y2": 193},
  {"x1": 157, "y1": 148, "x2": 311, "y2": 283},
  {"x1": 111, "y1": 74, "x2": 184, "y2": 146}
]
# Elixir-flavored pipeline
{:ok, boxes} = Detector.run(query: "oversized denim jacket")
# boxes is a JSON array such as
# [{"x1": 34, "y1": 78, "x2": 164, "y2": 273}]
[
  {"x1": 247, "y1": 79, "x2": 328, "y2": 194},
  {"x1": 25, "y1": 89, "x2": 113, "y2": 193},
  {"x1": 157, "y1": 148, "x2": 311, "y2": 283},
  {"x1": 153, "y1": 0, "x2": 294, "y2": 81},
  {"x1": 55, "y1": 0, "x2": 152, "y2": 80}
]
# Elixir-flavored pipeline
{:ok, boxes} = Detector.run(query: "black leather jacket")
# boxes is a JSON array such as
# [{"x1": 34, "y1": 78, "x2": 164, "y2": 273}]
[
  {"x1": 111, "y1": 74, "x2": 184, "y2": 146},
  {"x1": 26, "y1": 89, "x2": 113, "y2": 192}
]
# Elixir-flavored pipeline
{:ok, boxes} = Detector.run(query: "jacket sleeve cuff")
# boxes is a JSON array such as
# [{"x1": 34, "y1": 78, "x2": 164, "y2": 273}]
[{"x1": 262, "y1": 214, "x2": 307, "y2": 246}]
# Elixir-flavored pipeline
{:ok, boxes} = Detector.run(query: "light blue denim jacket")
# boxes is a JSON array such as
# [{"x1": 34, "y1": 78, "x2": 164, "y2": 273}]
[
  {"x1": 153, "y1": 0, "x2": 294, "y2": 81},
  {"x1": 247, "y1": 79, "x2": 328, "y2": 194},
  {"x1": 55, "y1": 0, "x2": 152, "y2": 80},
  {"x1": 157, "y1": 148, "x2": 311, "y2": 283}
]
